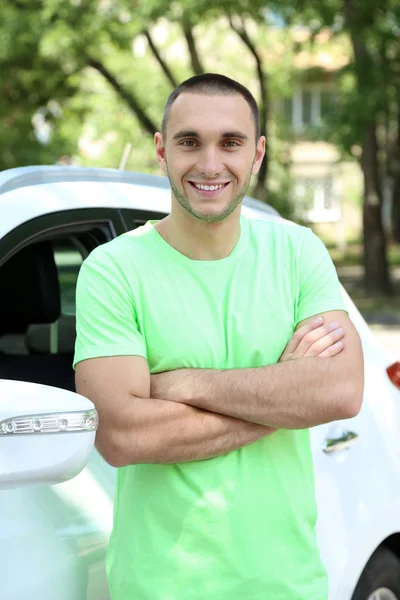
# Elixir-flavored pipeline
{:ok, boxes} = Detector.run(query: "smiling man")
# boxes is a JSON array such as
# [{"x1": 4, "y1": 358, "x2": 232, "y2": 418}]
[{"x1": 74, "y1": 74, "x2": 364, "y2": 600}]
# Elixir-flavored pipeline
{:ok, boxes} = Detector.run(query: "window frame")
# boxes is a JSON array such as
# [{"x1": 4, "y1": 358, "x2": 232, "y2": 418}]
[
  {"x1": 119, "y1": 208, "x2": 168, "y2": 232},
  {"x1": 0, "y1": 208, "x2": 126, "y2": 268},
  {"x1": 283, "y1": 83, "x2": 335, "y2": 132}
]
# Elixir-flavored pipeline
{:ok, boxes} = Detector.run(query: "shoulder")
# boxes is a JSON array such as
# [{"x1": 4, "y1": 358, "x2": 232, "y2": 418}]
[
  {"x1": 83, "y1": 223, "x2": 154, "y2": 271},
  {"x1": 244, "y1": 215, "x2": 312, "y2": 249}
]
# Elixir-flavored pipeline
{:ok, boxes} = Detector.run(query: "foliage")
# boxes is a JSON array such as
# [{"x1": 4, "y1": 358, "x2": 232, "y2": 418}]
[
  {"x1": 0, "y1": 1, "x2": 84, "y2": 168},
  {"x1": 0, "y1": 0, "x2": 299, "y2": 212},
  {"x1": 288, "y1": 0, "x2": 400, "y2": 243},
  {"x1": 1, "y1": 0, "x2": 399, "y2": 271}
]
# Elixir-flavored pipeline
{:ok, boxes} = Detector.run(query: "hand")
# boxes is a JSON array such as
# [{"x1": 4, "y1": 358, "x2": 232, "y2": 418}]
[{"x1": 279, "y1": 317, "x2": 344, "y2": 362}]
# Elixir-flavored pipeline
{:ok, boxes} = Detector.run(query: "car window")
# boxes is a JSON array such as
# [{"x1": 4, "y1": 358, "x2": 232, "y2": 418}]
[
  {"x1": 0, "y1": 220, "x2": 116, "y2": 392},
  {"x1": 53, "y1": 240, "x2": 84, "y2": 316}
]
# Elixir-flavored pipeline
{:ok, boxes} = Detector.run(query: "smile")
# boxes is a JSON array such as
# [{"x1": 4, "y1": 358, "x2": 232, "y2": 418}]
[{"x1": 189, "y1": 182, "x2": 229, "y2": 193}]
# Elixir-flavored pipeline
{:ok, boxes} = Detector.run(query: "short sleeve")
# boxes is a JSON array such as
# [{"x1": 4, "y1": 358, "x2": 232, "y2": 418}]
[
  {"x1": 295, "y1": 228, "x2": 347, "y2": 325},
  {"x1": 73, "y1": 248, "x2": 147, "y2": 369}
]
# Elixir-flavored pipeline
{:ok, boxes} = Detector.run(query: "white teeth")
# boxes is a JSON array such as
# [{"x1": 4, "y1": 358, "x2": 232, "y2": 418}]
[{"x1": 193, "y1": 183, "x2": 225, "y2": 191}]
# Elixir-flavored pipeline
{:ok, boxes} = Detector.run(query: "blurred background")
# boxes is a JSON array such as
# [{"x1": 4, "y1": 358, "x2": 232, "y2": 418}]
[{"x1": 1, "y1": 0, "x2": 399, "y2": 335}]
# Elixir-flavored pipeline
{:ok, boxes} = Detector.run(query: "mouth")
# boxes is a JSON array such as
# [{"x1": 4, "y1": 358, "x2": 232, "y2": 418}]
[{"x1": 188, "y1": 181, "x2": 230, "y2": 197}]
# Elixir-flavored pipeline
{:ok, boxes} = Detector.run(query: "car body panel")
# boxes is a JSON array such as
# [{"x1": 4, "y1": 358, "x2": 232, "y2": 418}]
[{"x1": 312, "y1": 289, "x2": 400, "y2": 599}]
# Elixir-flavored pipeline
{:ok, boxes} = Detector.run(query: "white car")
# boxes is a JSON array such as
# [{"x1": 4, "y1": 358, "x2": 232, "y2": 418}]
[{"x1": 0, "y1": 166, "x2": 399, "y2": 600}]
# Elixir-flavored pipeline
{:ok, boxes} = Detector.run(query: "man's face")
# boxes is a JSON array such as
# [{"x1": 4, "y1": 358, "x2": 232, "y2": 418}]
[{"x1": 155, "y1": 93, "x2": 265, "y2": 223}]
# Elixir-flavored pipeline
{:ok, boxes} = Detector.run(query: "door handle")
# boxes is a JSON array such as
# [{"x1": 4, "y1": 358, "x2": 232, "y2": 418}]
[{"x1": 322, "y1": 430, "x2": 358, "y2": 454}]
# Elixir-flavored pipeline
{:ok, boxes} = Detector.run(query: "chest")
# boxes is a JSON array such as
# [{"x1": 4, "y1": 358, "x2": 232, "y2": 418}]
[{"x1": 133, "y1": 257, "x2": 298, "y2": 373}]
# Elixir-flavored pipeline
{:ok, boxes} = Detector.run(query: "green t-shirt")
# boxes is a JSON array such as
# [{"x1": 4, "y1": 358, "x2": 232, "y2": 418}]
[{"x1": 74, "y1": 214, "x2": 346, "y2": 600}]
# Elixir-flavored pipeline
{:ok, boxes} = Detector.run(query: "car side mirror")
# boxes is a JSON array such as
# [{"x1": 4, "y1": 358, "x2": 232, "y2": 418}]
[{"x1": 0, "y1": 379, "x2": 98, "y2": 490}]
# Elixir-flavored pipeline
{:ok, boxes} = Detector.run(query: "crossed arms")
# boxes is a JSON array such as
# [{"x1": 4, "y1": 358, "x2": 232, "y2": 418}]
[{"x1": 75, "y1": 310, "x2": 364, "y2": 466}]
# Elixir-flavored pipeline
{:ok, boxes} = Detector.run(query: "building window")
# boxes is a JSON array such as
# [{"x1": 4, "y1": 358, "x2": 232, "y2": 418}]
[
  {"x1": 283, "y1": 85, "x2": 335, "y2": 131},
  {"x1": 294, "y1": 176, "x2": 341, "y2": 222},
  {"x1": 302, "y1": 90, "x2": 313, "y2": 126}
]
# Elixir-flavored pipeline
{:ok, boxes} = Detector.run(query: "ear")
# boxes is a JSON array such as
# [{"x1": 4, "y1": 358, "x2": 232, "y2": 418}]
[
  {"x1": 155, "y1": 132, "x2": 167, "y2": 173},
  {"x1": 251, "y1": 136, "x2": 266, "y2": 175}
]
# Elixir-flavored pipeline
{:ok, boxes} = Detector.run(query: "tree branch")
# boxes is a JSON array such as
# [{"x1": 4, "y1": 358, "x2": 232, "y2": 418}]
[
  {"x1": 87, "y1": 57, "x2": 158, "y2": 136},
  {"x1": 144, "y1": 30, "x2": 178, "y2": 88},
  {"x1": 182, "y1": 18, "x2": 205, "y2": 75},
  {"x1": 228, "y1": 15, "x2": 269, "y2": 201}
]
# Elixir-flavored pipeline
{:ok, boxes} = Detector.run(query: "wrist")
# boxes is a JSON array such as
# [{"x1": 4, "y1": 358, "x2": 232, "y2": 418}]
[
  {"x1": 176, "y1": 369, "x2": 196, "y2": 404},
  {"x1": 152, "y1": 369, "x2": 197, "y2": 404}
]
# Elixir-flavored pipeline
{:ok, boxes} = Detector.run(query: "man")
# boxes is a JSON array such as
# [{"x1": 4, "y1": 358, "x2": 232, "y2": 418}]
[{"x1": 74, "y1": 73, "x2": 364, "y2": 600}]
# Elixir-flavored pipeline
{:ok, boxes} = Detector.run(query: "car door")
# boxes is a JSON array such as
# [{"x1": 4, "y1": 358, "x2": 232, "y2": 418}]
[
  {"x1": 0, "y1": 208, "x2": 125, "y2": 600},
  {"x1": 310, "y1": 291, "x2": 400, "y2": 600}
]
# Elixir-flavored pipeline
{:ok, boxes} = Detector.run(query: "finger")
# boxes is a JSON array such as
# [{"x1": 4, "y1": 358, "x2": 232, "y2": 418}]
[
  {"x1": 295, "y1": 321, "x2": 340, "y2": 356},
  {"x1": 316, "y1": 340, "x2": 344, "y2": 358},
  {"x1": 284, "y1": 317, "x2": 324, "y2": 355},
  {"x1": 304, "y1": 327, "x2": 345, "y2": 358}
]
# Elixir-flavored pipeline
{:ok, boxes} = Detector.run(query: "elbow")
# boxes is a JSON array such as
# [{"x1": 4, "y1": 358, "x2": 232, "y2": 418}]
[
  {"x1": 95, "y1": 435, "x2": 125, "y2": 468},
  {"x1": 102, "y1": 446, "x2": 127, "y2": 469},
  {"x1": 95, "y1": 429, "x2": 143, "y2": 468},
  {"x1": 336, "y1": 376, "x2": 364, "y2": 420},
  {"x1": 102, "y1": 453, "x2": 123, "y2": 469}
]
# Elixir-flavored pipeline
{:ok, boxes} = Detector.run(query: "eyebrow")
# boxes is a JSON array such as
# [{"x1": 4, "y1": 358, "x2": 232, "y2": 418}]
[{"x1": 172, "y1": 130, "x2": 249, "y2": 141}]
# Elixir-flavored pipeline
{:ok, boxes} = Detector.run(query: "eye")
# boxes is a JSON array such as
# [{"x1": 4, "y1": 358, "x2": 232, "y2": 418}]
[
  {"x1": 223, "y1": 140, "x2": 240, "y2": 148},
  {"x1": 181, "y1": 140, "x2": 197, "y2": 147}
]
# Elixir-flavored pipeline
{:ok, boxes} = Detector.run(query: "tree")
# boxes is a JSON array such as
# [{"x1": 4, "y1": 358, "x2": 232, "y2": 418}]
[
  {"x1": 0, "y1": 0, "x2": 84, "y2": 169},
  {"x1": 289, "y1": 0, "x2": 398, "y2": 296},
  {"x1": 1, "y1": 0, "x2": 285, "y2": 204}
]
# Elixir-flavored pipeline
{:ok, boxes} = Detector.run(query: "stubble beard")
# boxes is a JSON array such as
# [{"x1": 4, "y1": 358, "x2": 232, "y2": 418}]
[{"x1": 167, "y1": 165, "x2": 253, "y2": 223}]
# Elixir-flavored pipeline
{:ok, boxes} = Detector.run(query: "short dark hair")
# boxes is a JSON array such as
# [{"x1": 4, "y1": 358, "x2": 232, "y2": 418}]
[{"x1": 161, "y1": 73, "x2": 260, "y2": 140}]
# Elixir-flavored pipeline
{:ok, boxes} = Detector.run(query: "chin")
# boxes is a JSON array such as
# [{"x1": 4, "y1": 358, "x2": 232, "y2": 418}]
[{"x1": 191, "y1": 206, "x2": 234, "y2": 223}]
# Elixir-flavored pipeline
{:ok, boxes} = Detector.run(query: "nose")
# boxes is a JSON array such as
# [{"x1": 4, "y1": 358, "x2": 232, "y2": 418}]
[{"x1": 197, "y1": 146, "x2": 223, "y2": 178}]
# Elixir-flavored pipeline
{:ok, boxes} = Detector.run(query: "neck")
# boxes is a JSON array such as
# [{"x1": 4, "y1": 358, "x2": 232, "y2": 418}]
[{"x1": 154, "y1": 206, "x2": 242, "y2": 261}]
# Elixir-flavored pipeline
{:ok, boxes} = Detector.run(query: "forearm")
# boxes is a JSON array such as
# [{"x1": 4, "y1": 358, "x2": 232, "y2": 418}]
[
  {"x1": 166, "y1": 355, "x2": 363, "y2": 429},
  {"x1": 102, "y1": 395, "x2": 275, "y2": 466}
]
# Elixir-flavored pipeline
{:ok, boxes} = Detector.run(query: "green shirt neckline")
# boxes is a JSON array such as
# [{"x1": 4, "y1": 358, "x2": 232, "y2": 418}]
[{"x1": 144, "y1": 215, "x2": 249, "y2": 267}]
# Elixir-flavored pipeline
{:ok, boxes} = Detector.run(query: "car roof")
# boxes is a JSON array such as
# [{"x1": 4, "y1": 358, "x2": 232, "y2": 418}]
[
  {"x1": 0, "y1": 166, "x2": 283, "y2": 239},
  {"x1": 0, "y1": 165, "x2": 172, "y2": 195}
]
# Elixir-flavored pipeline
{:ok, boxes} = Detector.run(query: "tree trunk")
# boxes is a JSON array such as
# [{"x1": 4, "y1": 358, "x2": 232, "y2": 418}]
[
  {"x1": 361, "y1": 124, "x2": 392, "y2": 295},
  {"x1": 144, "y1": 31, "x2": 178, "y2": 89},
  {"x1": 344, "y1": 0, "x2": 392, "y2": 295},
  {"x1": 392, "y1": 174, "x2": 400, "y2": 243},
  {"x1": 182, "y1": 19, "x2": 205, "y2": 75},
  {"x1": 391, "y1": 105, "x2": 400, "y2": 243}
]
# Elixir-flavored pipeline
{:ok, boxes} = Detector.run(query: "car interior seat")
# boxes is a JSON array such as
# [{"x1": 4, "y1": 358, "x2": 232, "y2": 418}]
[
  {"x1": 26, "y1": 315, "x2": 76, "y2": 355},
  {"x1": 0, "y1": 241, "x2": 76, "y2": 391}
]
